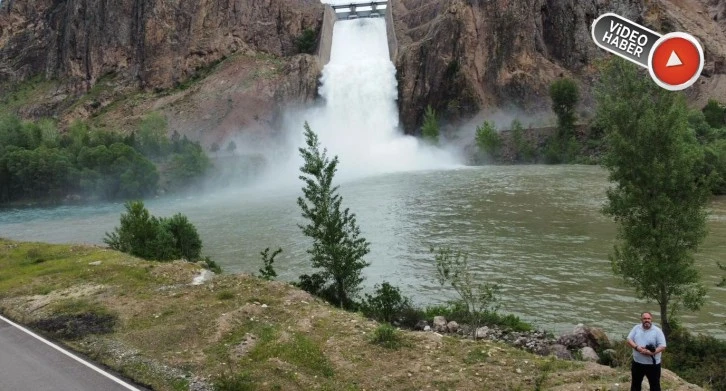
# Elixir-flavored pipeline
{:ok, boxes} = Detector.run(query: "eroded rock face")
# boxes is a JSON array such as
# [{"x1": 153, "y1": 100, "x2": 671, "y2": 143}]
[
  {"x1": 0, "y1": 0, "x2": 323, "y2": 92},
  {"x1": 394, "y1": 0, "x2": 726, "y2": 132}
]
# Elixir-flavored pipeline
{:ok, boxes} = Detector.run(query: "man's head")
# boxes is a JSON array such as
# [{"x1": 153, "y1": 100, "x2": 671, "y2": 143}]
[{"x1": 640, "y1": 312, "x2": 653, "y2": 329}]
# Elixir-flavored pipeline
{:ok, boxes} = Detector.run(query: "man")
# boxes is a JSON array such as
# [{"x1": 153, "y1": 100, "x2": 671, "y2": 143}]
[{"x1": 626, "y1": 311, "x2": 667, "y2": 391}]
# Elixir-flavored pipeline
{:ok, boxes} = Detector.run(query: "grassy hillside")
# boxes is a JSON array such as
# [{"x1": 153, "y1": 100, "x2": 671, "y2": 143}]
[{"x1": 0, "y1": 239, "x2": 701, "y2": 391}]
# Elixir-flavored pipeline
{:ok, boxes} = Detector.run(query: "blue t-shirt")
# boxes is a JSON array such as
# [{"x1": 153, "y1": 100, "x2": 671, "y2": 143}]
[{"x1": 628, "y1": 324, "x2": 667, "y2": 364}]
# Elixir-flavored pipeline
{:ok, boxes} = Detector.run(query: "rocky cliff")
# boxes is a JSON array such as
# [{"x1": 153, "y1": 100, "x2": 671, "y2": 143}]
[
  {"x1": 393, "y1": 0, "x2": 726, "y2": 131},
  {"x1": 1, "y1": 0, "x2": 725, "y2": 138},
  {"x1": 0, "y1": 0, "x2": 322, "y2": 91}
]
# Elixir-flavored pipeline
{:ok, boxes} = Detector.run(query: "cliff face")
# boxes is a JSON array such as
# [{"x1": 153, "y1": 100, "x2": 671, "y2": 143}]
[
  {"x1": 0, "y1": 0, "x2": 322, "y2": 92},
  {"x1": 1, "y1": 0, "x2": 725, "y2": 137},
  {"x1": 394, "y1": 0, "x2": 726, "y2": 131}
]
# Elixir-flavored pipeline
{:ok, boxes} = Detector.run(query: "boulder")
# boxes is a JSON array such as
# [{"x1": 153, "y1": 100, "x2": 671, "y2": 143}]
[{"x1": 432, "y1": 316, "x2": 448, "y2": 332}]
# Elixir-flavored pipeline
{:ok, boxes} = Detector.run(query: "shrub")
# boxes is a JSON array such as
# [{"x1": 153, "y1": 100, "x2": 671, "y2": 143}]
[
  {"x1": 475, "y1": 120, "x2": 501, "y2": 161},
  {"x1": 258, "y1": 247, "x2": 281, "y2": 281},
  {"x1": 295, "y1": 28, "x2": 318, "y2": 54},
  {"x1": 371, "y1": 323, "x2": 404, "y2": 349},
  {"x1": 361, "y1": 282, "x2": 413, "y2": 324},
  {"x1": 421, "y1": 105, "x2": 439, "y2": 144},
  {"x1": 104, "y1": 201, "x2": 204, "y2": 262}
]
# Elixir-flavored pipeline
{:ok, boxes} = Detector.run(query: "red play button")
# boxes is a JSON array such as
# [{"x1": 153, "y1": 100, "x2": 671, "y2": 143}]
[{"x1": 648, "y1": 32, "x2": 704, "y2": 91}]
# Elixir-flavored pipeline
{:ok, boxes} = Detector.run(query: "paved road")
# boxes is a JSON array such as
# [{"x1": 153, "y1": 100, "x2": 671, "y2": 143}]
[{"x1": 0, "y1": 315, "x2": 144, "y2": 391}]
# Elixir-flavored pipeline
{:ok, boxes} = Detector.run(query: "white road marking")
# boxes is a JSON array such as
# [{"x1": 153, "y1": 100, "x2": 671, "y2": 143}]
[{"x1": 0, "y1": 314, "x2": 142, "y2": 391}]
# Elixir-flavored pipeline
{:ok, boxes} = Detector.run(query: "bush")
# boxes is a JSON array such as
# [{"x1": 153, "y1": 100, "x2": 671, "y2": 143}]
[
  {"x1": 104, "y1": 200, "x2": 204, "y2": 262},
  {"x1": 663, "y1": 328, "x2": 726, "y2": 390},
  {"x1": 361, "y1": 282, "x2": 413, "y2": 324},
  {"x1": 475, "y1": 120, "x2": 501, "y2": 162},
  {"x1": 421, "y1": 105, "x2": 439, "y2": 144},
  {"x1": 295, "y1": 28, "x2": 318, "y2": 54}
]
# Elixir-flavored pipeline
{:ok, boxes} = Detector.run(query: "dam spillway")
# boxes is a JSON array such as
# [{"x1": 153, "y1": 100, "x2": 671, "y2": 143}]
[{"x1": 317, "y1": 1, "x2": 398, "y2": 65}]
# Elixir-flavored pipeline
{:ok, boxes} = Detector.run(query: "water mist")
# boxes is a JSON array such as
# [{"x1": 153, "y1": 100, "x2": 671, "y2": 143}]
[{"x1": 261, "y1": 16, "x2": 462, "y2": 188}]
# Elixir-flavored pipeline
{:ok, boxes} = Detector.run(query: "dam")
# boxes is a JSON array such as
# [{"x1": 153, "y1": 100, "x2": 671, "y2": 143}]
[{"x1": 317, "y1": 1, "x2": 398, "y2": 65}]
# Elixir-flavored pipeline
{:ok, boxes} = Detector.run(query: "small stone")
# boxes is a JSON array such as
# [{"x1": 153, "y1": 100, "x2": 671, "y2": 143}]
[
  {"x1": 89, "y1": 261, "x2": 102, "y2": 266},
  {"x1": 261, "y1": 304, "x2": 268, "y2": 308}
]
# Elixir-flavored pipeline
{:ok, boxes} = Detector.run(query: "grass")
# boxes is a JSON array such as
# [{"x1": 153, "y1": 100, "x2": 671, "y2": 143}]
[
  {"x1": 0, "y1": 238, "x2": 705, "y2": 391},
  {"x1": 370, "y1": 323, "x2": 405, "y2": 349}
]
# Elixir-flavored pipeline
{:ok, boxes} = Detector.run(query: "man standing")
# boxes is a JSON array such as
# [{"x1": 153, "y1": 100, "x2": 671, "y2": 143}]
[{"x1": 626, "y1": 312, "x2": 667, "y2": 391}]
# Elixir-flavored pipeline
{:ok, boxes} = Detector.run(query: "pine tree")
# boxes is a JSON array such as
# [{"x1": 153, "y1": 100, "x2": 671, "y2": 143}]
[{"x1": 297, "y1": 122, "x2": 371, "y2": 308}]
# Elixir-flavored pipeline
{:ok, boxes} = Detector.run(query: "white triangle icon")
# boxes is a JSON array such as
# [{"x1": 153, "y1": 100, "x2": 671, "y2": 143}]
[{"x1": 666, "y1": 51, "x2": 683, "y2": 67}]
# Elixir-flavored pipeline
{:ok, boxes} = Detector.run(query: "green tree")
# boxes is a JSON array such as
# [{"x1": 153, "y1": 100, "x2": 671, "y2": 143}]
[
  {"x1": 104, "y1": 201, "x2": 161, "y2": 259},
  {"x1": 421, "y1": 105, "x2": 439, "y2": 144},
  {"x1": 596, "y1": 58, "x2": 712, "y2": 335},
  {"x1": 550, "y1": 77, "x2": 579, "y2": 140},
  {"x1": 702, "y1": 99, "x2": 725, "y2": 129},
  {"x1": 137, "y1": 112, "x2": 171, "y2": 158},
  {"x1": 159, "y1": 213, "x2": 203, "y2": 260},
  {"x1": 510, "y1": 119, "x2": 535, "y2": 162},
  {"x1": 297, "y1": 122, "x2": 371, "y2": 308},
  {"x1": 475, "y1": 120, "x2": 501, "y2": 162}
]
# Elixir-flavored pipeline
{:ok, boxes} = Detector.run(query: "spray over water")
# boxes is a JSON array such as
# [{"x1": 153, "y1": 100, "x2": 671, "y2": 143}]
[{"x1": 260, "y1": 17, "x2": 461, "y2": 188}]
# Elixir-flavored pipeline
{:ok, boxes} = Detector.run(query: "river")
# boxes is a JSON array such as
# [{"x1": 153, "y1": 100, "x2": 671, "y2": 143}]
[{"x1": 1, "y1": 164, "x2": 724, "y2": 339}]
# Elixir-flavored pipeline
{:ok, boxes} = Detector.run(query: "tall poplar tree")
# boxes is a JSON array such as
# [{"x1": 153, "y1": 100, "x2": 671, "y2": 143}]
[{"x1": 596, "y1": 58, "x2": 712, "y2": 335}]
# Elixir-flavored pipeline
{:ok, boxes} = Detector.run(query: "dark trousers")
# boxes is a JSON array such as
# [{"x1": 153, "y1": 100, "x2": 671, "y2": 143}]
[{"x1": 631, "y1": 360, "x2": 661, "y2": 391}]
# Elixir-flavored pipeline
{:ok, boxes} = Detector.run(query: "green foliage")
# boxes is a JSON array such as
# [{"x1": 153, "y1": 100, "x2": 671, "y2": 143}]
[
  {"x1": 259, "y1": 247, "x2": 281, "y2": 281},
  {"x1": 702, "y1": 99, "x2": 726, "y2": 129},
  {"x1": 547, "y1": 77, "x2": 581, "y2": 163},
  {"x1": 136, "y1": 112, "x2": 171, "y2": 158},
  {"x1": 550, "y1": 77, "x2": 579, "y2": 140},
  {"x1": 431, "y1": 246, "x2": 500, "y2": 337},
  {"x1": 475, "y1": 120, "x2": 501, "y2": 161},
  {"x1": 361, "y1": 282, "x2": 413, "y2": 324},
  {"x1": 510, "y1": 119, "x2": 536, "y2": 162},
  {"x1": 166, "y1": 139, "x2": 211, "y2": 190},
  {"x1": 662, "y1": 328, "x2": 726, "y2": 390},
  {"x1": 213, "y1": 371, "x2": 256, "y2": 391},
  {"x1": 0, "y1": 113, "x2": 215, "y2": 204},
  {"x1": 203, "y1": 257, "x2": 223, "y2": 274},
  {"x1": 420, "y1": 301, "x2": 531, "y2": 332},
  {"x1": 296, "y1": 122, "x2": 371, "y2": 309},
  {"x1": 596, "y1": 58, "x2": 711, "y2": 335},
  {"x1": 104, "y1": 201, "x2": 203, "y2": 262},
  {"x1": 370, "y1": 323, "x2": 404, "y2": 349},
  {"x1": 77, "y1": 143, "x2": 159, "y2": 199},
  {"x1": 295, "y1": 28, "x2": 318, "y2": 54},
  {"x1": 421, "y1": 105, "x2": 440, "y2": 144}
]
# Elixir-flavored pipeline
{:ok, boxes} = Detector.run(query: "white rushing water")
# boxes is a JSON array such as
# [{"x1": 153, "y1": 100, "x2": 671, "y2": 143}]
[{"x1": 263, "y1": 16, "x2": 461, "y2": 187}]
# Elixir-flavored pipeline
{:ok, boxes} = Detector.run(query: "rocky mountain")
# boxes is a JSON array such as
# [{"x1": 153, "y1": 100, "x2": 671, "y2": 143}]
[
  {"x1": 1, "y1": 0, "x2": 725, "y2": 141},
  {"x1": 393, "y1": 0, "x2": 726, "y2": 130}
]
